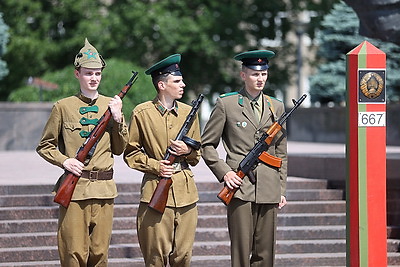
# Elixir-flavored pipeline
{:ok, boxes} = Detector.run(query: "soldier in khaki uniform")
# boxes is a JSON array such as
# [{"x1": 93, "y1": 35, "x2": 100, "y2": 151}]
[
  {"x1": 36, "y1": 38, "x2": 128, "y2": 266},
  {"x1": 201, "y1": 50, "x2": 288, "y2": 267},
  {"x1": 123, "y1": 54, "x2": 201, "y2": 267}
]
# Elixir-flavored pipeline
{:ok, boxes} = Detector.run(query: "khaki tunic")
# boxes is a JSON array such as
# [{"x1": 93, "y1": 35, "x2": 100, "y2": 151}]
[
  {"x1": 124, "y1": 98, "x2": 201, "y2": 207},
  {"x1": 36, "y1": 93, "x2": 129, "y2": 200},
  {"x1": 201, "y1": 89, "x2": 287, "y2": 203},
  {"x1": 201, "y1": 89, "x2": 287, "y2": 266}
]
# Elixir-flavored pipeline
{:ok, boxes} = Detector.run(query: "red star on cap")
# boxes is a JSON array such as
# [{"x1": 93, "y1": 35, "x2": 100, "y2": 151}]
[{"x1": 257, "y1": 58, "x2": 262, "y2": 63}]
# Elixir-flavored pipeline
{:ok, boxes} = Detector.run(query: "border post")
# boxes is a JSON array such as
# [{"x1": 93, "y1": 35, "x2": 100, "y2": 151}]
[{"x1": 346, "y1": 41, "x2": 387, "y2": 266}]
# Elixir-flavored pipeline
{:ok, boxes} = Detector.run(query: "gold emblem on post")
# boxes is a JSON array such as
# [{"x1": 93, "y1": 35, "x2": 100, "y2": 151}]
[{"x1": 360, "y1": 72, "x2": 384, "y2": 99}]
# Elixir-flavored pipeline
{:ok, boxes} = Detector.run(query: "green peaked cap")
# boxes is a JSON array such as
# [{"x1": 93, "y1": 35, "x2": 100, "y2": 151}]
[
  {"x1": 74, "y1": 38, "x2": 106, "y2": 69},
  {"x1": 234, "y1": 50, "x2": 275, "y2": 70},
  {"x1": 145, "y1": 54, "x2": 182, "y2": 77}
]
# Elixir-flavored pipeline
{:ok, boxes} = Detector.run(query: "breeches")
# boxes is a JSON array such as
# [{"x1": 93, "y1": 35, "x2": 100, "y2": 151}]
[
  {"x1": 227, "y1": 198, "x2": 277, "y2": 267},
  {"x1": 137, "y1": 202, "x2": 198, "y2": 267},
  {"x1": 57, "y1": 199, "x2": 114, "y2": 267}
]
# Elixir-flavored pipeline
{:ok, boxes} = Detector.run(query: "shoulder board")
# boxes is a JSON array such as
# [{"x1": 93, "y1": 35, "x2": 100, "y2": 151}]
[
  {"x1": 219, "y1": 92, "x2": 238, "y2": 98},
  {"x1": 268, "y1": 96, "x2": 282, "y2": 102}
]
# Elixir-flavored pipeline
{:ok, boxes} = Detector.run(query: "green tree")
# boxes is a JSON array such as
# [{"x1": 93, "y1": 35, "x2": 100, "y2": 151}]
[
  {"x1": 100, "y1": 0, "x2": 339, "y2": 98},
  {"x1": 8, "y1": 59, "x2": 154, "y2": 116},
  {"x1": 0, "y1": 12, "x2": 9, "y2": 81},
  {"x1": 0, "y1": 0, "x2": 108, "y2": 99},
  {"x1": 0, "y1": 0, "x2": 339, "y2": 102},
  {"x1": 309, "y1": 1, "x2": 400, "y2": 105}
]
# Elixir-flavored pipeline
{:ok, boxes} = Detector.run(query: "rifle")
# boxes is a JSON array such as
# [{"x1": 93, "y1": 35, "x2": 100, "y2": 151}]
[
  {"x1": 148, "y1": 94, "x2": 204, "y2": 213},
  {"x1": 54, "y1": 71, "x2": 139, "y2": 208},
  {"x1": 217, "y1": 94, "x2": 307, "y2": 206}
]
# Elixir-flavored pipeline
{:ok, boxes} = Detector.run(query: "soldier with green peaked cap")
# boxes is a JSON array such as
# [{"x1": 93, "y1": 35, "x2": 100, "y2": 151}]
[
  {"x1": 124, "y1": 54, "x2": 201, "y2": 267},
  {"x1": 145, "y1": 53, "x2": 182, "y2": 77},
  {"x1": 36, "y1": 38, "x2": 128, "y2": 266},
  {"x1": 234, "y1": 49, "x2": 275, "y2": 70},
  {"x1": 201, "y1": 49, "x2": 287, "y2": 267}
]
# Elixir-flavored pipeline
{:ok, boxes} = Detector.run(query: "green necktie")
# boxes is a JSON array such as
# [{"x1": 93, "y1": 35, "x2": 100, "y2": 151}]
[{"x1": 251, "y1": 101, "x2": 261, "y2": 122}]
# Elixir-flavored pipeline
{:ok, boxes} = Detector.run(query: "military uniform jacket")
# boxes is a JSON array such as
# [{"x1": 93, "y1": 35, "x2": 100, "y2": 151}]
[
  {"x1": 201, "y1": 89, "x2": 288, "y2": 203},
  {"x1": 36, "y1": 93, "x2": 129, "y2": 200},
  {"x1": 124, "y1": 98, "x2": 201, "y2": 208}
]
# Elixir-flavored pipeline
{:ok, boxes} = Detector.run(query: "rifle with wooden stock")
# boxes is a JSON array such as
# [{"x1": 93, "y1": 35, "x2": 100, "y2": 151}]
[
  {"x1": 148, "y1": 94, "x2": 204, "y2": 214},
  {"x1": 217, "y1": 94, "x2": 307, "y2": 206},
  {"x1": 54, "y1": 71, "x2": 139, "y2": 208}
]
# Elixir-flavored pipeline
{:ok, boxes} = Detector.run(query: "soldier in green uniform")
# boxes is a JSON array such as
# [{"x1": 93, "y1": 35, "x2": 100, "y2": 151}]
[
  {"x1": 201, "y1": 50, "x2": 288, "y2": 267},
  {"x1": 123, "y1": 54, "x2": 201, "y2": 267},
  {"x1": 36, "y1": 38, "x2": 128, "y2": 266}
]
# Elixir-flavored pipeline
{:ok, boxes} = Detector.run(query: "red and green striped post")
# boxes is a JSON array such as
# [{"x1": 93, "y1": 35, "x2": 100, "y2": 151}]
[{"x1": 346, "y1": 41, "x2": 387, "y2": 267}]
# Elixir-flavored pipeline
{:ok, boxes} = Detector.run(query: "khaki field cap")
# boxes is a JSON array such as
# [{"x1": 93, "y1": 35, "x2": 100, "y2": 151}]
[{"x1": 74, "y1": 38, "x2": 106, "y2": 69}]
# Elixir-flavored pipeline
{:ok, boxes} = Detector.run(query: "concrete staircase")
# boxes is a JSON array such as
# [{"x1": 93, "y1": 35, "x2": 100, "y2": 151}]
[{"x1": 0, "y1": 177, "x2": 399, "y2": 266}]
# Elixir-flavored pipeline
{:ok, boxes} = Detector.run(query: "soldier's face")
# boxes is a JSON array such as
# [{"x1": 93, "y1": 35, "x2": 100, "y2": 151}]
[
  {"x1": 75, "y1": 67, "x2": 102, "y2": 93},
  {"x1": 241, "y1": 68, "x2": 268, "y2": 93},
  {"x1": 159, "y1": 74, "x2": 186, "y2": 100}
]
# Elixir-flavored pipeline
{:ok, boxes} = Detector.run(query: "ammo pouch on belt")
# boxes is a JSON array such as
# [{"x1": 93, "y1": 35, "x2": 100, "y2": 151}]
[{"x1": 182, "y1": 136, "x2": 201, "y2": 150}]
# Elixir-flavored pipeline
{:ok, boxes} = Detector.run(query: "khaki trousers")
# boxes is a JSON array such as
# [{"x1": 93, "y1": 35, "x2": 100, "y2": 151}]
[
  {"x1": 227, "y1": 198, "x2": 277, "y2": 267},
  {"x1": 137, "y1": 202, "x2": 198, "y2": 267},
  {"x1": 58, "y1": 199, "x2": 114, "y2": 267}
]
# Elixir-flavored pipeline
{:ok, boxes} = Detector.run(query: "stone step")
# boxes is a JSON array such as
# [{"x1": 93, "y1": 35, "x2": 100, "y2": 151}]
[
  {"x1": 0, "y1": 225, "x2": 350, "y2": 249},
  {"x1": 1, "y1": 239, "x2": 400, "y2": 264},
  {"x1": 0, "y1": 188, "x2": 345, "y2": 207},
  {"x1": 285, "y1": 177, "x2": 329, "y2": 189},
  {"x1": 276, "y1": 252, "x2": 400, "y2": 267},
  {"x1": 0, "y1": 182, "x2": 222, "y2": 196},
  {"x1": 2, "y1": 253, "x2": 400, "y2": 267},
  {"x1": 0, "y1": 200, "x2": 347, "y2": 221},
  {"x1": 4, "y1": 225, "x2": 398, "y2": 252},
  {"x1": 0, "y1": 212, "x2": 347, "y2": 234},
  {"x1": 0, "y1": 178, "x2": 399, "y2": 266},
  {"x1": 0, "y1": 177, "x2": 329, "y2": 196},
  {"x1": 280, "y1": 200, "x2": 345, "y2": 213},
  {"x1": 286, "y1": 189, "x2": 344, "y2": 200}
]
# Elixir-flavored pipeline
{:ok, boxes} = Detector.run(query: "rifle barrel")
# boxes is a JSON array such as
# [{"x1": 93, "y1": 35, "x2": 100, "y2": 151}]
[{"x1": 278, "y1": 94, "x2": 307, "y2": 125}]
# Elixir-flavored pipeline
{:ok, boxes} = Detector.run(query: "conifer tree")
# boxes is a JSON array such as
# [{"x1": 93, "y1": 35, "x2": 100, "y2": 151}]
[
  {"x1": 309, "y1": 1, "x2": 400, "y2": 105},
  {"x1": 0, "y1": 13, "x2": 9, "y2": 81}
]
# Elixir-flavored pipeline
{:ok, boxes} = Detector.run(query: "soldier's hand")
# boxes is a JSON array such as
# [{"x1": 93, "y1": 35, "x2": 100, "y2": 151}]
[
  {"x1": 168, "y1": 139, "x2": 191, "y2": 156},
  {"x1": 63, "y1": 158, "x2": 84, "y2": 176},
  {"x1": 278, "y1": 195, "x2": 287, "y2": 209},
  {"x1": 159, "y1": 160, "x2": 174, "y2": 178},
  {"x1": 109, "y1": 95, "x2": 123, "y2": 123},
  {"x1": 223, "y1": 170, "x2": 243, "y2": 189}
]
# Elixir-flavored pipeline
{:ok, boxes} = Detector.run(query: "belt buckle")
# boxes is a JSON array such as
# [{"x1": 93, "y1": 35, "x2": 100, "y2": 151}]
[
  {"x1": 89, "y1": 171, "x2": 99, "y2": 181},
  {"x1": 172, "y1": 162, "x2": 181, "y2": 173}
]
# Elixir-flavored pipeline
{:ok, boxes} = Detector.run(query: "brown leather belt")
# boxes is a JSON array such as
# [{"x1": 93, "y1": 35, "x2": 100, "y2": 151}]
[{"x1": 81, "y1": 169, "x2": 113, "y2": 181}]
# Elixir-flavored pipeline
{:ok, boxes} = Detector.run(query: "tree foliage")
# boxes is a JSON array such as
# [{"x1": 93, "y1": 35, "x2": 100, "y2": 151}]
[
  {"x1": 309, "y1": 1, "x2": 400, "y2": 105},
  {"x1": 0, "y1": 0, "x2": 339, "y2": 103},
  {"x1": 8, "y1": 59, "x2": 155, "y2": 116},
  {"x1": 0, "y1": 12, "x2": 9, "y2": 81}
]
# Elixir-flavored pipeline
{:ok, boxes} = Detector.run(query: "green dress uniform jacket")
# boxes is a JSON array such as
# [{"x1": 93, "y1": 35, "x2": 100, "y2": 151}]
[
  {"x1": 36, "y1": 93, "x2": 129, "y2": 200},
  {"x1": 124, "y1": 98, "x2": 201, "y2": 208},
  {"x1": 201, "y1": 89, "x2": 288, "y2": 203}
]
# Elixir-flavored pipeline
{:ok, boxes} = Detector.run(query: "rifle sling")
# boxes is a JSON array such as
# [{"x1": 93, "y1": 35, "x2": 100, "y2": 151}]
[{"x1": 182, "y1": 136, "x2": 201, "y2": 150}]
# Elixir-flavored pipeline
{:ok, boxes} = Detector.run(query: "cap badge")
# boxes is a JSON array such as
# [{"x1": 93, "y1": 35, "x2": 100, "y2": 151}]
[
  {"x1": 84, "y1": 49, "x2": 97, "y2": 59},
  {"x1": 257, "y1": 58, "x2": 262, "y2": 63}
]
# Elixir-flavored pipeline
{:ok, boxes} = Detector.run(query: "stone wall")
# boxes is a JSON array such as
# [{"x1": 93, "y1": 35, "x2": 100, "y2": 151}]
[
  {"x1": 0, "y1": 102, "x2": 53, "y2": 150},
  {"x1": 1, "y1": 102, "x2": 400, "y2": 150},
  {"x1": 287, "y1": 105, "x2": 400, "y2": 146}
]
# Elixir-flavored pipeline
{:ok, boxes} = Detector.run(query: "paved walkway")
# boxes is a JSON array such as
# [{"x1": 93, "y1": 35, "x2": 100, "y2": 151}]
[{"x1": 1, "y1": 142, "x2": 399, "y2": 186}]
